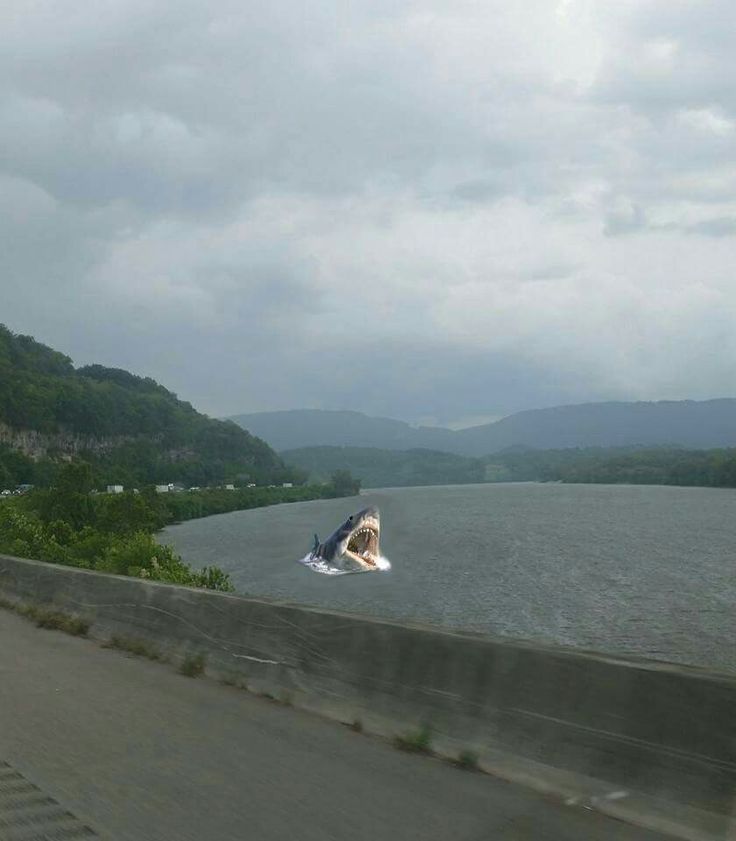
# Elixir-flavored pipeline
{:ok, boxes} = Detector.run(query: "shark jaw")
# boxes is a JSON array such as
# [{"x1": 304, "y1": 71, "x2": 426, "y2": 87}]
[
  {"x1": 302, "y1": 505, "x2": 388, "y2": 575},
  {"x1": 343, "y1": 510, "x2": 380, "y2": 569}
]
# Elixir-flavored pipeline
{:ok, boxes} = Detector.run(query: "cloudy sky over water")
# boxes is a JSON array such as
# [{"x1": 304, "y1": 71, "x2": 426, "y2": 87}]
[{"x1": 3, "y1": 0, "x2": 736, "y2": 427}]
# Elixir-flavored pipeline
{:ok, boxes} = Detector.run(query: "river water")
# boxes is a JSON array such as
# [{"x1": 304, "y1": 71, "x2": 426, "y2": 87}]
[{"x1": 162, "y1": 483, "x2": 736, "y2": 673}]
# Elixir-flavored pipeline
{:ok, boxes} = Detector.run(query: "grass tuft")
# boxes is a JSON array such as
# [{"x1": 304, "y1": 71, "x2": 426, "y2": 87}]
[
  {"x1": 104, "y1": 635, "x2": 161, "y2": 661},
  {"x1": 219, "y1": 672, "x2": 240, "y2": 687},
  {"x1": 454, "y1": 749, "x2": 480, "y2": 771},
  {"x1": 1, "y1": 599, "x2": 89, "y2": 636},
  {"x1": 178, "y1": 653, "x2": 206, "y2": 678},
  {"x1": 21, "y1": 605, "x2": 89, "y2": 636},
  {"x1": 393, "y1": 724, "x2": 433, "y2": 754}
]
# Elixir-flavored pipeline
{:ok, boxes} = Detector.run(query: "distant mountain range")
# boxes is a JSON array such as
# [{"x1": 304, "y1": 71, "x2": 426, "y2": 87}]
[
  {"x1": 229, "y1": 410, "x2": 456, "y2": 452},
  {"x1": 230, "y1": 399, "x2": 736, "y2": 457}
]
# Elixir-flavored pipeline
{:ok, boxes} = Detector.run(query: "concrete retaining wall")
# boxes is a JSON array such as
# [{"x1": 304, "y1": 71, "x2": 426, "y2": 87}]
[{"x1": 1, "y1": 552, "x2": 735, "y2": 816}]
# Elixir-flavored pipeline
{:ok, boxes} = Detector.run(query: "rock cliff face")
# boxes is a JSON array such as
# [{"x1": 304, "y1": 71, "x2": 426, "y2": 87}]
[
  {"x1": 0, "y1": 422, "x2": 136, "y2": 460},
  {"x1": 0, "y1": 326, "x2": 288, "y2": 484}
]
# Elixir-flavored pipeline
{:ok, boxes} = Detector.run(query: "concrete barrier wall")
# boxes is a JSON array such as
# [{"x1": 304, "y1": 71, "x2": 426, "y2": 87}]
[{"x1": 2, "y1": 552, "x2": 735, "y2": 815}]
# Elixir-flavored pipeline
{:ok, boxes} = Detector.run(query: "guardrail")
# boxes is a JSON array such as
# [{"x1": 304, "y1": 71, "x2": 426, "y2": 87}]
[{"x1": 1, "y1": 551, "x2": 735, "y2": 820}]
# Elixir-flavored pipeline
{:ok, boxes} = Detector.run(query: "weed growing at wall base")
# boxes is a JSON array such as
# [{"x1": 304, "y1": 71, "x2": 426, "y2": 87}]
[
  {"x1": 104, "y1": 635, "x2": 162, "y2": 661},
  {"x1": 454, "y1": 749, "x2": 480, "y2": 771},
  {"x1": 179, "y1": 653, "x2": 206, "y2": 677},
  {"x1": 394, "y1": 724, "x2": 433, "y2": 754},
  {"x1": 0, "y1": 598, "x2": 90, "y2": 637}
]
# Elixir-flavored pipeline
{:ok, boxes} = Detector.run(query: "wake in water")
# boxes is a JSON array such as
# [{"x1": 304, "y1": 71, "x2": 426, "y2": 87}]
[{"x1": 298, "y1": 553, "x2": 391, "y2": 576}]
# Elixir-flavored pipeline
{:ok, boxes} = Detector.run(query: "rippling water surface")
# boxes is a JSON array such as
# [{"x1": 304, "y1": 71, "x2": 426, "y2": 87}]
[{"x1": 162, "y1": 483, "x2": 736, "y2": 672}]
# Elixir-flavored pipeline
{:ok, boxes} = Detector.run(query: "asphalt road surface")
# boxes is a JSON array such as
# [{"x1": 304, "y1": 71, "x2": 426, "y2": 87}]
[{"x1": 0, "y1": 608, "x2": 673, "y2": 841}]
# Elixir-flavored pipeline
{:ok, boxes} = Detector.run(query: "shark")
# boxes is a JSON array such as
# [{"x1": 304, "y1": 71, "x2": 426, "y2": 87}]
[{"x1": 298, "y1": 505, "x2": 390, "y2": 575}]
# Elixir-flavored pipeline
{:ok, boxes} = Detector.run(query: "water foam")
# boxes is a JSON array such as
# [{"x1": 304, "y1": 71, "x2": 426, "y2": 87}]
[{"x1": 297, "y1": 553, "x2": 391, "y2": 576}]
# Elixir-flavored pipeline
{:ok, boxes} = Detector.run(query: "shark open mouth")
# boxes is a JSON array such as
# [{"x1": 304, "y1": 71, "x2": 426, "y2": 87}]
[
  {"x1": 299, "y1": 506, "x2": 389, "y2": 575},
  {"x1": 345, "y1": 518, "x2": 380, "y2": 568}
]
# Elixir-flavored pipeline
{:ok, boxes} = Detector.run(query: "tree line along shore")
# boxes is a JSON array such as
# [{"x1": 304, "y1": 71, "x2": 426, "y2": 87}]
[{"x1": 0, "y1": 463, "x2": 361, "y2": 593}]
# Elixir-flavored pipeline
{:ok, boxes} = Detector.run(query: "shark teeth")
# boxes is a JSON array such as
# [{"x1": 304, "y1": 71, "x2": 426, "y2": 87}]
[{"x1": 347, "y1": 525, "x2": 379, "y2": 564}]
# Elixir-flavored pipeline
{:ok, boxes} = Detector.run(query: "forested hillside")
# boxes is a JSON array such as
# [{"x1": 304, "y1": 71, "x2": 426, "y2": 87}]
[
  {"x1": 0, "y1": 324, "x2": 300, "y2": 488},
  {"x1": 282, "y1": 446, "x2": 485, "y2": 488},
  {"x1": 284, "y1": 442, "x2": 736, "y2": 489},
  {"x1": 483, "y1": 447, "x2": 736, "y2": 487}
]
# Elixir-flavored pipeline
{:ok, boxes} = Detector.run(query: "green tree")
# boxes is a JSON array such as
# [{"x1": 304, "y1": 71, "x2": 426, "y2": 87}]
[
  {"x1": 327, "y1": 469, "x2": 361, "y2": 497},
  {"x1": 33, "y1": 462, "x2": 96, "y2": 530}
]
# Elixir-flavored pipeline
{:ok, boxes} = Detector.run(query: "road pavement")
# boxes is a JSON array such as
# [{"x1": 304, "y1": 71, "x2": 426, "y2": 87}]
[{"x1": 0, "y1": 608, "x2": 673, "y2": 841}]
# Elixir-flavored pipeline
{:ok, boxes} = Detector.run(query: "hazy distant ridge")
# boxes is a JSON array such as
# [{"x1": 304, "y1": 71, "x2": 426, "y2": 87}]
[
  {"x1": 231, "y1": 400, "x2": 736, "y2": 456},
  {"x1": 228, "y1": 410, "x2": 457, "y2": 452}
]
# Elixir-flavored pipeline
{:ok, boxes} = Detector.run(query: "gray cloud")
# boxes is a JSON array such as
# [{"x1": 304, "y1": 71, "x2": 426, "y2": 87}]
[
  {"x1": 2, "y1": 0, "x2": 736, "y2": 426},
  {"x1": 688, "y1": 217, "x2": 736, "y2": 237}
]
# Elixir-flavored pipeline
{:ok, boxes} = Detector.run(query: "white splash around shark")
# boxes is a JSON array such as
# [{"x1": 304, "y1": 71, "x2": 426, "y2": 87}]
[
  {"x1": 297, "y1": 506, "x2": 391, "y2": 576},
  {"x1": 298, "y1": 553, "x2": 391, "y2": 576}
]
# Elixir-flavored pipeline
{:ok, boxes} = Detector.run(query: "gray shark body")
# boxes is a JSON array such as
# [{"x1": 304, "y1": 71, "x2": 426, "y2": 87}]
[{"x1": 300, "y1": 506, "x2": 386, "y2": 575}]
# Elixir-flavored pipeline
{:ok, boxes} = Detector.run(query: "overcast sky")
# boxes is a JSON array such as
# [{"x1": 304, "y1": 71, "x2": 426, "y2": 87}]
[{"x1": 3, "y1": 1, "x2": 735, "y2": 427}]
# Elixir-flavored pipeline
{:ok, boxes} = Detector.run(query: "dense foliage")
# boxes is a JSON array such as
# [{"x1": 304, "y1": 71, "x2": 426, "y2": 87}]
[
  {"x1": 282, "y1": 446, "x2": 485, "y2": 488},
  {"x1": 0, "y1": 324, "x2": 303, "y2": 486},
  {"x1": 0, "y1": 467, "x2": 234, "y2": 591},
  {"x1": 0, "y1": 324, "x2": 363, "y2": 590},
  {"x1": 0, "y1": 445, "x2": 39, "y2": 488},
  {"x1": 0, "y1": 463, "x2": 361, "y2": 591},
  {"x1": 483, "y1": 447, "x2": 736, "y2": 487},
  {"x1": 0, "y1": 441, "x2": 306, "y2": 491},
  {"x1": 153, "y1": 473, "x2": 362, "y2": 523}
]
